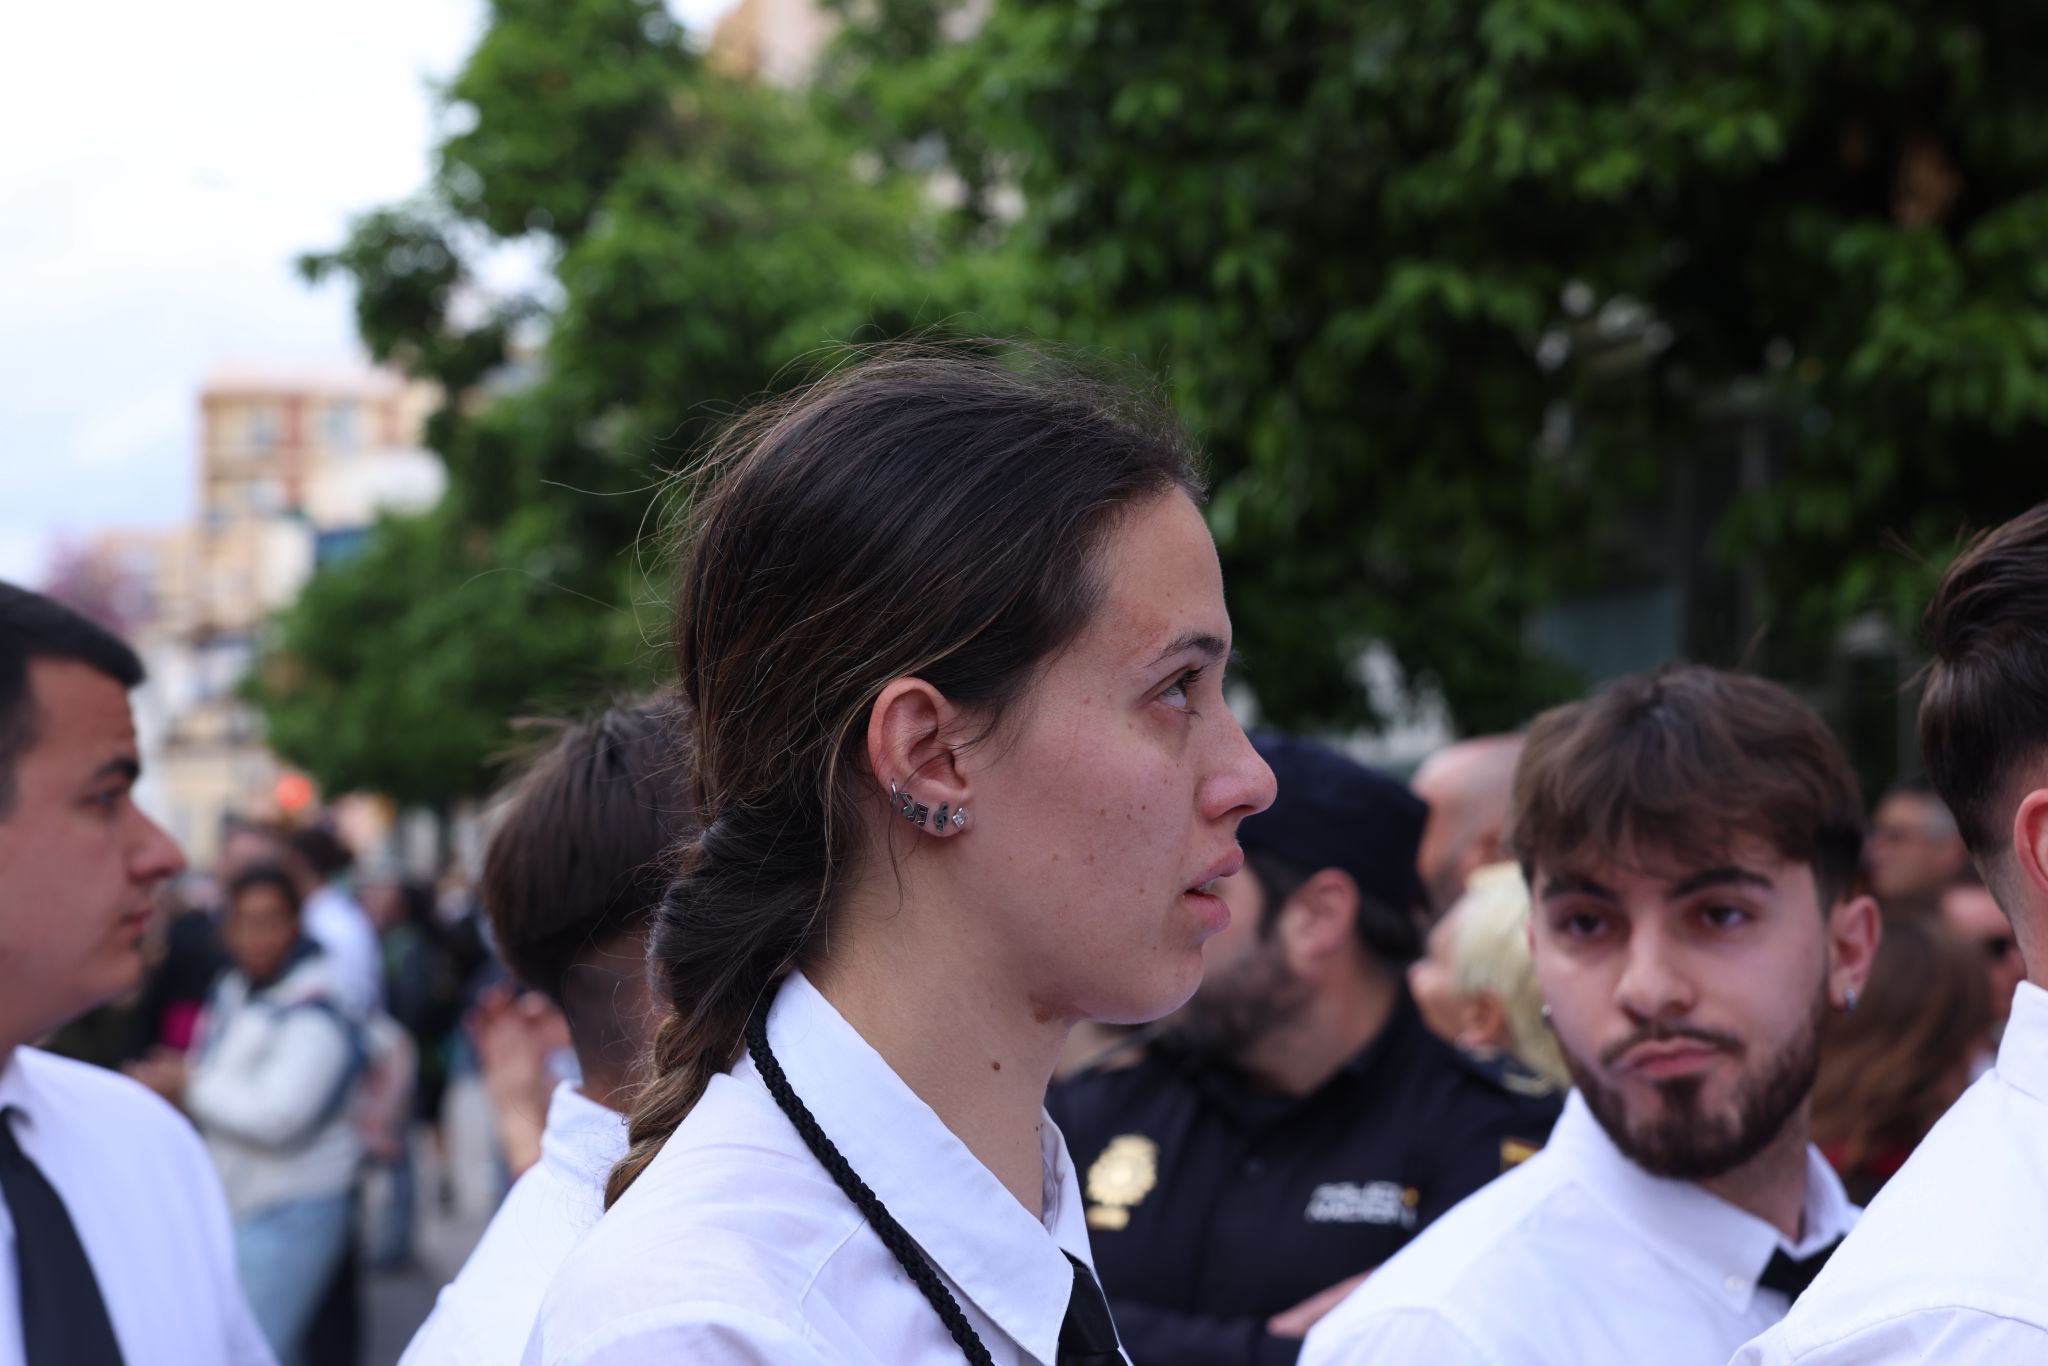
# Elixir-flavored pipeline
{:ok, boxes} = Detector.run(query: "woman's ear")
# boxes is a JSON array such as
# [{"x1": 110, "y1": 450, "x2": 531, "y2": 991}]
[{"x1": 866, "y1": 678, "x2": 972, "y2": 836}]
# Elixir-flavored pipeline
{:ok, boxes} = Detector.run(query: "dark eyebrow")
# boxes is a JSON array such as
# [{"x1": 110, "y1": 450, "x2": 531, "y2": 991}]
[
  {"x1": 92, "y1": 756, "x2": 141, "y2": 784},
  {"x1": 1666, "y1": 866, "x2": 1772, "y2": 899},
  {"x1": 1540, "y1": 873, "x2": 1615, "y2": 901},
  {"x1": 1147, "y1": 631, "x2": 1228, "y2": 670}
]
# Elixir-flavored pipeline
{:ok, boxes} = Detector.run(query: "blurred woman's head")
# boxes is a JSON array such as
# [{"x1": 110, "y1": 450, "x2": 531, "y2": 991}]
[
  {"x1": 1811, "y1": 914, "x2": 1990, "y2": 1180},
  {"x1": 223, "y1": 864, "x2": 303, "y2": 986},
  {"x1": 611, "y1": 345, "x2": 1274, "y2": 1201},
  {"x1": 1410, "y1": 861, "x2": 1568, "y2": 1088}
]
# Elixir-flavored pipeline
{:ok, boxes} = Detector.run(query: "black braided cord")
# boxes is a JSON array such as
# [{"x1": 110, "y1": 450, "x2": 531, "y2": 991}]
[{"x1": 745, "y1": 1001, "x2": 997, "y2": 1366}]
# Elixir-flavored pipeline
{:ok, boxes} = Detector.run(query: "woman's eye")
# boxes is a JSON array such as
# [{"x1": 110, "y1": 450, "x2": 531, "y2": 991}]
[{"x1": 1159, "y1": 668, "x2": 1204, "y2": 710}]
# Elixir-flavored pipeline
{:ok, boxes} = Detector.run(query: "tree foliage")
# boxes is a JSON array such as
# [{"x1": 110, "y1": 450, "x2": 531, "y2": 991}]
[{"x1": 259, "y1": 0, "x2": 2048, "y2": 803}]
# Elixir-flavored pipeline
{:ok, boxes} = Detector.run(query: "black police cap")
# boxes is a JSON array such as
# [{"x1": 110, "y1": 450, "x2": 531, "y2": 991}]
[{"x1": 1240, "y1": 731, "x2": 1430, "y2": 924}]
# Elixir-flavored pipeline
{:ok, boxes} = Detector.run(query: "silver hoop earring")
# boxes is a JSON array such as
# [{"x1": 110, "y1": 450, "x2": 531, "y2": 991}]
[
  {"x1": 1843, "y1": 989, "x2": 1858, "y2": 1015},
  {"x1": 1540, "y1": 1003, "x2": 1554, "y2": 1026}
]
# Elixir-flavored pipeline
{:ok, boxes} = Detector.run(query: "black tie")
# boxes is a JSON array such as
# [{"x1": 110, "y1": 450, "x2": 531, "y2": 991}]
[
  {"x1": 1757, "y1": 1237, "x2": 1845, "y2": 1303},
  {"x1": 1058, "y1": 1254, "x2": 1124, "y2": 1365},
  {"x1": 0, "y1": 1110, "x2": 126, "y2": 1366}
]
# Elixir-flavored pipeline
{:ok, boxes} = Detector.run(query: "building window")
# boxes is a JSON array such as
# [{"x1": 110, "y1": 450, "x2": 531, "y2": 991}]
[
  {"x1": 248, "y1": 405, "x2": 278, "y2": 451},
  {"x1": 324, "y1": 400, "x2": 359, "y2": 452}
]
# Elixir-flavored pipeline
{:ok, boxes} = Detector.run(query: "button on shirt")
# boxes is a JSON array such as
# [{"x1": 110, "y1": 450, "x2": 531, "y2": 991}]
[
  {"x1": 401, "y1": 1081, "x2": 627, "y2": 1366},
  {"x1": 0, "y1": 1047, "x2": 275, "y2": 1366},
  {"x1": 1733, "y1": 980, "x2": 2048, "y2": 1366},
  {"x1": 1049, "y1": 992, "x2": 1559, "y2": 1366},
  {"x1": 1301, "y1": 1091, "x2": 1859, "y2": 1366},
  {"x1": 524, "y1": 972, "x2": 1121, "y2": 1365}
]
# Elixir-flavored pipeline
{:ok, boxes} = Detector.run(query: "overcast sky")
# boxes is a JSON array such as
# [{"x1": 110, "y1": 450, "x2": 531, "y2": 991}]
[{"x1": 0, "y1": 0, "x2": 730, "y2": 585}]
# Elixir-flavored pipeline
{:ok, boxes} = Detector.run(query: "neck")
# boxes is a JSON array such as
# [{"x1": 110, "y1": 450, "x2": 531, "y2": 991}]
[
  {"x1": 579, "y1": 1064, "x2": 635, "y2": 1115},
  {"x1": 1698, "y1": 1103, "x2": 1814, "y2": 1242},
  {"x1": 1238, "y1": 958, "x2": 1401, "y2": 1098},
  {"x1": 810, "y1": 891, "x2": 1068, "y2": 1215}
]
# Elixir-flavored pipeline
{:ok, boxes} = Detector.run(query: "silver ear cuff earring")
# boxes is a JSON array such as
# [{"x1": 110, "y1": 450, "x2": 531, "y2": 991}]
[
  {"x1": 889, "y1": 781, "x2": 968, "y2": 834},
  {"x1": 1843, "y1": 988, "x2": 1858, "y2": 1015}
]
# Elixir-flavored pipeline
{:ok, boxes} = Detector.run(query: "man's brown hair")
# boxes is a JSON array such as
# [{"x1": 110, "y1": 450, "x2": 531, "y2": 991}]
[
  {"x1": 1919, "y1": 503, "x2": 2048, "y2": 860},
  {"x1": 1511, "y1": 664, "x2": 1864, "y2": 906},
  {"x1": 481, "y1": 701, "x2": 691, "y2": 1017}
]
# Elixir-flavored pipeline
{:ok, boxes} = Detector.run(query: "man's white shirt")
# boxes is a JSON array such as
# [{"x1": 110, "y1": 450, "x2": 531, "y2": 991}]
[
  {"x1": 1302, "y1": 1090, "x2": 1858, "y2": 1366},
  {"x1": 0, "y1": 1047, "x2": 275, "y2": 1366},
  {"x1": 400, "y1": 1081, "x2": 627, "y2": 1366},
  {"x1": 1733, "y1": 979, "x2": 2048, "y2": 1365},
  {"x1": 523, "y1": 971, "x2": 1123, "y2": 1365}
]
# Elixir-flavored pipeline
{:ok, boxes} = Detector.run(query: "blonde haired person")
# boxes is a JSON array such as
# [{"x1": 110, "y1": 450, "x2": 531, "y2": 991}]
[{"x1": 1409, "y1": 862, "x2": 1568, "y2": 1090}]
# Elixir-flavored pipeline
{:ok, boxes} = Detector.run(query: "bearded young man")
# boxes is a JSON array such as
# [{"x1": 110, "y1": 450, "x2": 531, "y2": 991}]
[{"x1": 1302, "y1": 665, "x2": 1880, "y2": 1366}]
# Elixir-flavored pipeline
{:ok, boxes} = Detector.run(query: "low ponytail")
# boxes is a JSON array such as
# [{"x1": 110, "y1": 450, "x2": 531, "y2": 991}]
[{"x1": 607, "y1": 344, "x2": 1200, "y2": 1204}]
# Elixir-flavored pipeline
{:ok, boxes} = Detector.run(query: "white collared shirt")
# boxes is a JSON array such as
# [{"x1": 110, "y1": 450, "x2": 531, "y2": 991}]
[
  {"x1": 1302, "y1": 1091, "x2": 1858, "y2": 1366},
  {"x1": 402, "y1": 1081, "x2": 627, "y2": 1366},
  {"x1": 0, "y1": 1046, "x2": 276, "y2": 1366},
  {"x1": 524, "y1": 972, "x2": 1122, "y2": 1365},
  {"x1": 1733, "y1": 980, "x2": 2048, "y2": 1365}
]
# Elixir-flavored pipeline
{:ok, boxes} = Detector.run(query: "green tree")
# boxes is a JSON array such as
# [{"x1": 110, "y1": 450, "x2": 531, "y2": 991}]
[
  {"x1": 252, "y1": 0, "x2": 942, "y2": 804},
  {"x1": 824, "y1": 0, "x2": 2048, "y2": 734}
]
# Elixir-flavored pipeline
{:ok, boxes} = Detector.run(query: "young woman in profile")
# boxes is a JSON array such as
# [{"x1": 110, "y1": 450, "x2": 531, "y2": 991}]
[{"x1": 525, "y1": 349, "x2": 1275, "y2": 1366}]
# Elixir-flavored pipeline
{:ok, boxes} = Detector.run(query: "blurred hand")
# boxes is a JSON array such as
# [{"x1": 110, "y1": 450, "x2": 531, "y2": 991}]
[
  {"x1": 121, "y1": 1048, "x2": 189, "y2": 1106},
  {"x1": 471, "y1": 983, "x2": 570, "y2": 1179},
  {"x1": 1267, "y1": 1270, "x2": 1372, "y2": 1339}
]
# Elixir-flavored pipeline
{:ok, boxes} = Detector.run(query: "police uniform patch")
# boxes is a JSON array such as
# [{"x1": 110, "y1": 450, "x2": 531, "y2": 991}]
[
  {"x1": 1501, "y1": 1137, "x2": 1540, "y2": 1170},
  {"x1": 1086, "y1": 1134, "x2": 1159, "y2": 1231}
]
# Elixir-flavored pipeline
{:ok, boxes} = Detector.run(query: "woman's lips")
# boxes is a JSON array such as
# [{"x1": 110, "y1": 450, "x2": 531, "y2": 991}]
[{"x1": 1183, "y1": 883, "x2": 1231, "y2": 937}]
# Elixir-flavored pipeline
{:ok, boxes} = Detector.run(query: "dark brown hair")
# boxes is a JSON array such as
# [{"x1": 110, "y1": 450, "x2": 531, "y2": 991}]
[
  {"x1": 480, "y1": 702, "x2": 690, "y2": 1017},
  {"x1": 1511, "y1": 664, "x2": 1865, "y2": 907},
  {"x1": 1810, "y1": 915, "x2": 1989, "y2": 1172},
  {"x1": 0, "y1": 582, "x2": 145, "y2": 817},
  {"x1": 606, "y1": 346, "x2": 1201, "y2": 1205},
  {"x1": 1919, "y1": 503, "x2": 2048, "y2": 860}
]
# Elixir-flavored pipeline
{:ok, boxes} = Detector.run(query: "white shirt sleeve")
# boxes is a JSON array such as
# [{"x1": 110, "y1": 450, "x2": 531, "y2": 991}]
[
  {"x1": 1734, "y1": 1308, "x2": 2048, "y2": 1366},
  {"x1": 1300, "y1": 1306, "x2": 1505, "y2": 1366},
  {"x1": 186, "y1": 1006, "x2": 356, "y2": 1147},
  {"x1": 524, "y1": 1305, "x2": 837, "y2": 1366}
]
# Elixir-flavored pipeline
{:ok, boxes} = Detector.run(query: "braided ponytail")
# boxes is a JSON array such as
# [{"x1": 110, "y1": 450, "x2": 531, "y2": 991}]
[{"x1": 607, "y1": 344, "x2": 1199, "y2": 1208}]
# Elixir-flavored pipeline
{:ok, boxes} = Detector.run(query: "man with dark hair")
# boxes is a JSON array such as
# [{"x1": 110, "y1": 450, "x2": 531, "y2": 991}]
[
  {"x1": 1052, "y1": 732, "x2": 1559, "y2": 1365},
  {"x1": 0, "y1": 581, "x2": 274, "y2": 1365},
  {"x1": 1740, "y1": 506, "x2": 2048, "y2": 1364},
  {"x1": 1865, "y1": 776, "x2": 1971, "y2": 906},
  {"x1": 401, "y1": 701, "x2": 688, "y2": 1366},
  {"x1": 1306, "y1": 665, "x2": 1879, "y2": 1366}
]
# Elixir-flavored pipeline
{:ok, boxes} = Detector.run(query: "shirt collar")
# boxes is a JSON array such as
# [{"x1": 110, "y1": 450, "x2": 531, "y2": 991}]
[
  {"x1": 0, "y1": 1050, "x2": 29, "y2": 1126},
  {"x1": 1995, "y1": 981, "x2": 2048, "y2": 1103},
  {"x1": 541, "y1": 1080, "x2": 629, "y2": 1186},
  {"x1": 761, "y1": 972, "x2": 1090, "y2": 1365},
  {"x1": 1552, "y1": 1090, "x2": 1857, "y2": 1312}
]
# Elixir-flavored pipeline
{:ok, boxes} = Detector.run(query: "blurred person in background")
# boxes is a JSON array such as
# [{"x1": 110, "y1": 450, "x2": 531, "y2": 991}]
[
  {"x1": 1411, "y1": 734, "x2": 1524, "y2": 917},
  {"x1": 0, "y1": 581, "x2": 273, "y2": 1365},
  {"x1": 401, "y1": 701, "x2": 687, "y2": 1366},
  {"x1": 361, "y1": 873, "x2": 463, "y2": 1268},
  {"x1": 1808, "y1": 916, "x2": 1988, "y2": 1204},
  {"x1": 1940, "y1": 869, "x2": 2026, "y2": 1056},
  {"x1": 1053, "y1": 732, "x2": 1559, "y2": 1364},
  {"x1": 1741, "y1": 504, "x2": 2048, "y2": 1364},
  {"x1": 1864, "y1": 776, "x2": 1971, "y2": 905},
  {"x1": 129, "y1": 865, "x2": 366, "y2": 1365},
  {"x1": 1306, "y1": 665, "x2": 1878, "y2": 1366},
  {"x1": 288, "y1": 826, "x2": 383, "y2": 1020},
  {"x1": 1409, "y1": 861, "x2": 1569, "y2": 1092}
]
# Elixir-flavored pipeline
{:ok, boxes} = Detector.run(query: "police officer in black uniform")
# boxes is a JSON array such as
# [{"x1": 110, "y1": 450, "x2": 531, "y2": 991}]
[{"x1": 1050, "y1": 732, "x2": 1560, "y2": 1366}]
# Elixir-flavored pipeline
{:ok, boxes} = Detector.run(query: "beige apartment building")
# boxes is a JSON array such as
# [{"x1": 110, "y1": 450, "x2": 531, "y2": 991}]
[{"x1": 115, "y1": 367, "x2": 440, "y2": 868}]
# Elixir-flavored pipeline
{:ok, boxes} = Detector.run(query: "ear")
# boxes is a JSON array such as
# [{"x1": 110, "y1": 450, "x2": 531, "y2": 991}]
[
  {"x1": 1457, "y1": 992, "x2": 1509, "y2": 1054},
  {"x1": 865, "y1": 678, "x2": 972, "y2": 836},
  {"x1": 1824, "y1": 891, "x2": 1882, "y2": 1010},
  {"x1": 2009, "y1": 788, "x2": 2048, "y2": 964},
  {"x1": 1278, "y1": 868, "x2": 1361, "y2": 974}
]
